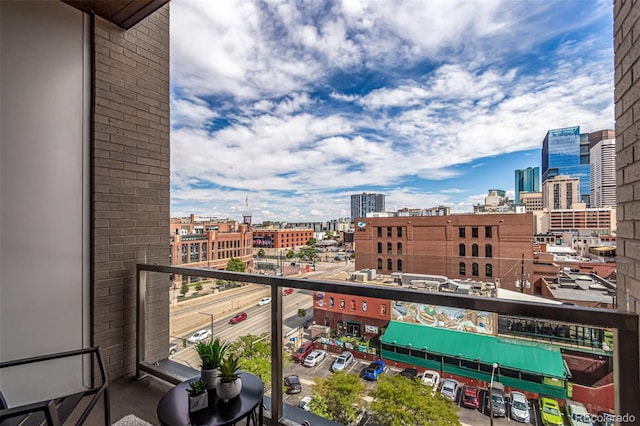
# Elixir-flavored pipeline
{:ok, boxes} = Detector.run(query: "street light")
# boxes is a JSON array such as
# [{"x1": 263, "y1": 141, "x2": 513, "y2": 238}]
[
  {"x1": 196, "y1": 312, "x2": 214, "y2": 336},
  {"x1": 489, "y1": 362, "x2": 499, "y2": 426}
]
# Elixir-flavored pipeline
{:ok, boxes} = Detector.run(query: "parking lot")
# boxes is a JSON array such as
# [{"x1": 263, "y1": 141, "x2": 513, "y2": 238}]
[{"x1": 284, "y1": 351, "x2": 546, "y2": 425}]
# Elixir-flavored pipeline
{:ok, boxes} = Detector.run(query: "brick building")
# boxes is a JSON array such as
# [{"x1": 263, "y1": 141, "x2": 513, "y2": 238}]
[
  {"x1": 354, "y1": 214, "x2": 536, "y2": 293},
  {"x1": 252, "y1": 228, "x2": 314, "y2": 249},
  {"x1": 169, "y1": 215, "x2": 253, "y2": 279}
]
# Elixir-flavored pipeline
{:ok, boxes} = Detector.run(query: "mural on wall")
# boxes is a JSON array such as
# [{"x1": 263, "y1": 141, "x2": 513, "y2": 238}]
[{"x1": 391, "y1": 300, "x2": 494, "y2": 334}]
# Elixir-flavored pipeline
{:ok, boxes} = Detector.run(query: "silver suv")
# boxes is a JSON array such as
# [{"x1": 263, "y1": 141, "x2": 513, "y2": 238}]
[{"x1": 330, "y1": 351, "x2": 354, "y2": 372}]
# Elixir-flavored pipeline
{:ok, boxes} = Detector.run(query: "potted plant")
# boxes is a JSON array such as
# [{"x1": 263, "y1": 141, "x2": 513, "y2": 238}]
[
  {"x1": 186, "y1": 379, "x2": 208, "y2": 412},
  {"x1": 217, "y1": 355, "x2": 242, "y2": 402},
  {"x1": 194, "y1": 337, "x2": 229, "y2": 390}
]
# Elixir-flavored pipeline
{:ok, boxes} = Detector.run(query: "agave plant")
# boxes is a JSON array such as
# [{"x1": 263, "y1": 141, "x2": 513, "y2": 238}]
[
  {"x1": 194, "y1": 337, "x2": 229, "y2": 370},
  {"x1": 219, "y1": 355, "x2": 241, "y2": 383},
  {"x1": 186, "y1": 379, "x2": 207, "y2": 396}
]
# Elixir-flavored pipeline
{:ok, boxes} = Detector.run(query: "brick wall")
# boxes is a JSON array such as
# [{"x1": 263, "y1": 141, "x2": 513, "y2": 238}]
[
  {"x1": 615, "y1": 0, "x2": 640, "y2": 406},
  {"x1": 92, "y1": 6, "x2": 170, "y2": 379}
]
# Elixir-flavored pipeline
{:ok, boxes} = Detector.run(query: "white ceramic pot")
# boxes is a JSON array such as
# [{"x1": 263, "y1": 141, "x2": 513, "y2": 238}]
[
  {"x1": 217, "y1": 378, "x2": 242, "y2": 402},
  {"x1": 201, "y1": 368, "x2": 220, "y2": 390},
  {"x1": 188, "y1": 393, "x2": 208, "y2": 412}
]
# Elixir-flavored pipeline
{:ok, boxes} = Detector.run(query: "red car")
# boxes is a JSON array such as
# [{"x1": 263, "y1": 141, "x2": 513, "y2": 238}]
[
  {"x1": 461, "y1": 384, "x2": 479, "y2": 409},
  {"x1": 283, "y1": 288, "x2": 294, "y2": 296},
  {"x1": 229, "y1": 312, "x2": 247, "y2": 324}
]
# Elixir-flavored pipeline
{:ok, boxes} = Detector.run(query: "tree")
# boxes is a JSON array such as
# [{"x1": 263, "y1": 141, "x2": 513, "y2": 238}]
[
  {"x1": 257, "y1": 248, "x2": 265, "y2": 258},
  {"x1": 307, "y1": 237, "x2": 317, "y2": 246},
  {"x1": 299, "y1": 247, "x2": 318, "y2": 262},
  {"x1": 285, "y1": 250, "x2": 295, "y2": 259},
  {"x1": 369, "y1": 375, "x2": 460, "y2": 426},
  {"x1": 311, "y1": 371, "x2": 366, "y2": 424},
  {"x1": 226, "y1": 257, "x2": 246, "y2": 272},
  {"x1": 324, "y1": 230, "x2": 334, "y2": 240},
  {"x1": 180, "y1": 282, "x2": 189, "y2": 297},
  {"x1": 194, "y1": 282, "x2": 203, "y2": 291}
]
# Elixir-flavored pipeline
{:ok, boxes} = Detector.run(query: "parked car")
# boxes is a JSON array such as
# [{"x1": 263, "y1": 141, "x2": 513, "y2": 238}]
[
  {"x1": 291, "y1": 341, "x2": 314, "y2": 363},
  {"x1": 330, "y1": 351, "x2": 354, "y2": 372},
  {"x1": 487, "y1": 382, "x2": 506, "y2": 417},
  {"x1": 284, "y1": 375, "x2": 302, "y2": 394},
  {"x1": 303, "y1": 350, "x2": 327, "y2": 367},
  {"x1": 283, "y1": 288, "x2": 294, "y2": 296},
  {"x1": 460, "y1": 384, "x2": 479, "y2": 409},
  {"x1": 399, "y1": 367, "x2": 418, "y2": 380},
  {"x1": 565, "y1": 399, "x2": 591, "y2": 426},
  {"x1": 187, "y1": 329, "x2": 211, "y2": 344},
  {"x1": 257, "y1": 297, "x2": 271, "y2": 306},
  {"x1": 169, "y1": 343, "x2": 178, "y2": 355},
  {"x1": 420, "y1": 370, "x2": 440, "y2": 388},
  {"x1": 363, "y1": 360, "x2": 386, "y2": 380},
  {"x1": 229, "y1": 312, "x2": 248, "y2": 324},
  {"x1": 510, "y1": 391, "x2": 531, "y2": 423},
  {"x1": 297, "y1": 395, "x2": 313, "y2": 411},
  {"x1": 539, "y1": 397, "x2": 564, "y2": 426},
  {"x1": 439, "y1": 378, "x2": 461, "y2": 402}
]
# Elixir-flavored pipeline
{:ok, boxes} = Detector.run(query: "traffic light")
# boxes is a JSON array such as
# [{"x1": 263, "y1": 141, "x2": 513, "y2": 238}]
[{"x1": 182, "y1": 339, "x2": 187, "y2": 348}]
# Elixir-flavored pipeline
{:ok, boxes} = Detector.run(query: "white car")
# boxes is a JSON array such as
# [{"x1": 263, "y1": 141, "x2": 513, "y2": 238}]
[
  {"x1": 420, "y1": 370, "x2": 441, "y2": 388},
  {"x1": 257, "y1": 297, "x2": 272, "y2": 306},
  {"x1": 303, "y1": 350, "x2": 327, "y2": 367},
  {"x1": 297, "y1": 395, "x2": 313, "y2": 411},
  {"x1": 187, "y1": 329, "x2": 211, "y2": 344},
  {"x1": 330, "y1": 351, "x2": 354, "y2": 372},
  {"x1": 439, "y1": 378, "x2": 461, "y2": 402},
  {"x1": 510, "y1": 391, "x2": 531, "y2": 423}
]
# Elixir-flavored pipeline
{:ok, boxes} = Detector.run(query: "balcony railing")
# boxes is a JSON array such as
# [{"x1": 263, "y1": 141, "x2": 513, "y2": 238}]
[{"x1": 136, "y1": 263, "x2": 639, "y2": 425}]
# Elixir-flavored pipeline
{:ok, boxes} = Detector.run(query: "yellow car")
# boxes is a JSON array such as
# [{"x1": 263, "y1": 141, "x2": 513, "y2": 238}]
[{"x1": 539, "y1": 397, "x2": 564, "y2": 426}]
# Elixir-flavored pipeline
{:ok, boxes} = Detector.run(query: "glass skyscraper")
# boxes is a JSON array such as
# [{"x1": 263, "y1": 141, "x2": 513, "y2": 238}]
[
  {"x1": 514, "y1": 167, "x2": 540, "y2": 203},
  {"x1": 542, "y1": 126, "x2": 591, "y2": 206}
]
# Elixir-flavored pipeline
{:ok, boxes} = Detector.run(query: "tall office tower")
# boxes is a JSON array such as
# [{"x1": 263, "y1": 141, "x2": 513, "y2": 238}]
[
  {"x1": 589, "y1": 130, "x2": 616, "y2": 208},
  {"x1": 542, "y1": 175, "x2": 580, "y2": 210},
  {"x1": 351, "y1": 192, "x2": 385, "y2": 221},
  {"x1": 542, "y1": 127, "x2": 591, "y2": 206},
  {"x1": 515, "y1": 167, "x2": 540, "y2": 204}
]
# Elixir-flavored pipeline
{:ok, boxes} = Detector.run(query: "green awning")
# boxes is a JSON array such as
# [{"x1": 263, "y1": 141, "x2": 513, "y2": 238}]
[{"x1": 381, "y1": 321, "x2": 567, "y2": 379}]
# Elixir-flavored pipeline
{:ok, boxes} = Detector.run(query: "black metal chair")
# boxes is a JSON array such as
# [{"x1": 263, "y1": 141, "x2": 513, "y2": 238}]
[{"x1": 0, "y1": 347, "x2": 110, "y2": 426}]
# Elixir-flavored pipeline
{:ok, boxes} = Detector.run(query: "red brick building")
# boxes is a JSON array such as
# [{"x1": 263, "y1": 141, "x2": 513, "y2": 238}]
[
  {"x1": 355, "y1": 214, "x2": 536, "y2": 293},
  {"x1": 170, "y1": 215, "x2": 253, "y2": 283},
  {"x1": 252, "y1": 228, "x2": 314, "y2": 249},
  {"x1": 312, "y1": 291, "x2": 391, "y2": 338}
]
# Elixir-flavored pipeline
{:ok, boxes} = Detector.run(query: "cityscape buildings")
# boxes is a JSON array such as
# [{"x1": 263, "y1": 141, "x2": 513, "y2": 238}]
[
  {"x1": 515, "y1": 167, "x2": 540, "y2": 204},
  {"x1": 542, "y1": 127, "x2": 591, "y2": 206},
  {"x1": 542, "y1": 175, "x2": 580, "y2": 210},
  {"x1": 350, "y1": 192, "x2": 385, "y2": 222},
  {"x1": 589, "y1": 131, "x2": 617, "y2": 208}
]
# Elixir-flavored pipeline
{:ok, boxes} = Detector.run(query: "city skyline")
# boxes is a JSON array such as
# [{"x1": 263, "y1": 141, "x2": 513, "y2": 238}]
[{"x1": 170, "y1": 0, "x2": 615, "y2": 222}]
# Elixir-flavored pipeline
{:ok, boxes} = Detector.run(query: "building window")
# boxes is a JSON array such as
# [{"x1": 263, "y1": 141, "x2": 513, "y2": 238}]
[
  {"x1": 459, "y1": 244, "x2": 465, "y2": 256},
  {"x1": 377, "y1": 227, "x2": 382, "y2": 238},
  {"x1": 459, "y1": 262, "x2": 466, "y2": 275},
  {"x1": 377, "y1": 242, "x2": 382, "y2": 254},
  {"x1": 381, "y1": 304, "x2": 387, "y2": 315},
  {"x1": 485, "y1": 244, "x2": 492, "y2": 258},
  {"x1": 472, "y1": 226, "x2": 478, "y2": 238},
  {"x1": 387, "y1": 242, "x2": 393, "y2": 254},
  {"x1": 377, "y1": 258, "x2": 382, "y2": 269},
  {"x1": 459, "y1": 227, "x2": 465, "y2": 238},
  {"x1": 397, "y1": 226, "x2": 403, "y2": 237},
  {"x1": 485, "y1": 226, "x2": 492, "y2": 238},
  {"x1": 486, "y1": 264, "x2": 493, "y2": 277},
  {"x1": 387, "y1": 227, "x2": 392, "y2": 237},
  {"x1": 350, "y1": 300, "x2": 356, "y2": 311},
  {"x1": 340, "y1": 299, "x2": 345, "y2": 309},
  {"x1": 472, "y1": 263, "x2": 479, "y2": 276},
  {"x1": 397, "y1": 242, "x2": 402, "y2": 254},
  {"x1": 387, "y1": 259, "x2": 392, "y2": 270},
  {"x1": 202, "y1": 243, "x2": 207, "y2": 261},
  {"x1": 472, "y1": 244, "x2": 478, "y2": 257},
  {"x1": 397, "y1": 259, "x2": 402, "y2": 271}
]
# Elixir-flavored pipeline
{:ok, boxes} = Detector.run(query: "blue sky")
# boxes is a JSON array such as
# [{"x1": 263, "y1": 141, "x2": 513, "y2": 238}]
[{"x1": 170, "y1": 0, "x2": 614, "y2": 222}]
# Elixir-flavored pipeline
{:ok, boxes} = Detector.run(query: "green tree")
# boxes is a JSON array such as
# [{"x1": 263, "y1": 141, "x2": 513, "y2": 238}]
[
  {"x1": 370, "y1": 375, "x2": 460, "y2": 426},
  {"x1": 257, "y1": 248, "x2": 265, "y2": 258},
  {"x1": 194, "y1": 282, "x2": 203, "y2": 291},
  {"x1": 285, "y1": 250, "x2": 295, "y2": 259},
  {"x1": 180, "y1": 282, "x2": 189, "y2": 296},
  {"x1": 299, "y1": 247, "x2": 318, "y2": 262},
  {"x1": 226, "y1": 333, "x2": 289, "y2": 392},
  {"x1": 307, "y1": 237, "x2": 317, "y2": 246},
  {"x1": 226, "y1": 257, "x2": 246, "y2": 272},
  {"x1": 324, "y1": 230, "x2": 334, "y2": 240},
  {"x1": 312, "y1": 371, "x2": 366, "y2": 424}
]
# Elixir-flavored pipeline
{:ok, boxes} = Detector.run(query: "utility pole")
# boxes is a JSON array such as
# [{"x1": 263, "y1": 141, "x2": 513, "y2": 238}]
[{"x1": 515, "y1": 253, "x2": 530, "y2": 294}]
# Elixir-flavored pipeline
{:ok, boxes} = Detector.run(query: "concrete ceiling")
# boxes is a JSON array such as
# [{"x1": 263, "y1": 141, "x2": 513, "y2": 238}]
[{"x1": 62, "y1": 0, "x2": 169, "y2": 30}]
